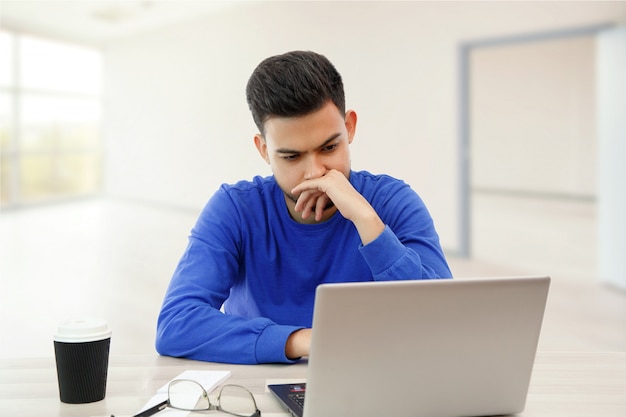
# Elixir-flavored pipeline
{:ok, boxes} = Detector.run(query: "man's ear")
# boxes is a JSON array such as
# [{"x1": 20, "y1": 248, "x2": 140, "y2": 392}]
[
  {"x1": 254, "y1": 134, "x2": 270, "y2": 164},
  {"x1": 345, "y1": 110, "x2": 357, "y2": 144}
]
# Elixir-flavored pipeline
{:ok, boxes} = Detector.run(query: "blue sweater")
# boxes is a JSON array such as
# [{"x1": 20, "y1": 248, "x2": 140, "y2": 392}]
[{"x1": 156, "y1": 171, "x2": 451, "y2": 364}]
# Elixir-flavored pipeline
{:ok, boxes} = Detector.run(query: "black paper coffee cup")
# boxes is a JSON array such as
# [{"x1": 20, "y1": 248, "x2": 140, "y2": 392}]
[{"x1": 54, "y1": 318, "x2": 111, "y2": 404}]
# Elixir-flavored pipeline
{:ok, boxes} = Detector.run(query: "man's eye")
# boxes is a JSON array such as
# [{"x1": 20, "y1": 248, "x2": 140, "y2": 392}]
[
  {"x1": 282, "y1": 154, "x2": 299, "y2": 161},
  {"x1": 323, "y1": 144, "x2": 338, "y2": 152}
]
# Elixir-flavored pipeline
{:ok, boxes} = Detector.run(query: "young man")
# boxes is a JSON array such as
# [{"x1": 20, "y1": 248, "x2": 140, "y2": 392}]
[{"x1": 156, "y1": 51, "x2": 452, "y2": 365}]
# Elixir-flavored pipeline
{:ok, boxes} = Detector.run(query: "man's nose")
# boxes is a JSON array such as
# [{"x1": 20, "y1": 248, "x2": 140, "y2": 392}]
[{"x1": 304, "y1": 155, "x2": 326, "y2": 180}]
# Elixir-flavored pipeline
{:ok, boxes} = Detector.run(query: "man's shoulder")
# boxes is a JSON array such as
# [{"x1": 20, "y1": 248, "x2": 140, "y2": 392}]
[
  {"x1": 351, "y1": 170, "x2": 407, "y2": 189},
  {"x1": 351, "y1": 170, "x2": 418, "y2": 209},
  {"x1": 203, "y1": 176, "x2": 277, "y2": 219},
  {"x1": 222, "y1": 175, "x2": 276, "y2": 193}
]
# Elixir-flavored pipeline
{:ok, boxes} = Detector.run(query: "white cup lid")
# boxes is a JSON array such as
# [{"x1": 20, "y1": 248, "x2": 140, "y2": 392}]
[{"x1": 54, "y1": 318, "x2": 111, "y2": 343}]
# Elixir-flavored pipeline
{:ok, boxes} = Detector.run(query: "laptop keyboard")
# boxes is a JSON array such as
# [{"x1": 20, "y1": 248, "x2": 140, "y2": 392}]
[{"x1": 289, "y1": 392, "x2": 306, "y2": 408}]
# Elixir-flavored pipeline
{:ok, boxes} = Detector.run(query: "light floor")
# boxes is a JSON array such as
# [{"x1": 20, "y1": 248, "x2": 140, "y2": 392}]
[{"x1": 0, "y1": 194, "x2": 624, "y2": 359}]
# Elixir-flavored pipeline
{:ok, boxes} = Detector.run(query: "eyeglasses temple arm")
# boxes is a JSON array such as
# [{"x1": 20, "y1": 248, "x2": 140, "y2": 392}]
[{"x1": 132, "y1": 399, "x2": 169, "y2": 417}]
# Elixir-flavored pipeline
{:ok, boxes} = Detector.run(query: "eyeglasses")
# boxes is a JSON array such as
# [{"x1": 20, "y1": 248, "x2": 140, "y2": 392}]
[{"x1": 133, "y1": 380, "x2": 261, "y2": 417}]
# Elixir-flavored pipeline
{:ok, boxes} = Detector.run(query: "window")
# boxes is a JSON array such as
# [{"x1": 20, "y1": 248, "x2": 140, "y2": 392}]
[{"x1": 0, "y1": 30, "x2": 102, "y2": 207}]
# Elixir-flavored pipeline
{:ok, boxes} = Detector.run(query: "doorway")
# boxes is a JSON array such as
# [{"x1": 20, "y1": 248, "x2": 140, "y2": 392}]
[{"x1": 458, "y1": 24, "x2": 610, "y2": 279}]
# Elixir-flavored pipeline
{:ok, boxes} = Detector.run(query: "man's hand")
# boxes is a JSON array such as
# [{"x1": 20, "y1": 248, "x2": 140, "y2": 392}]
[
  {"x1": 285, "y1": 328, "x2": 312, "y2": 359},
  {"x1": 291, "y1": 169, "x2": 385, "y2": 245}
]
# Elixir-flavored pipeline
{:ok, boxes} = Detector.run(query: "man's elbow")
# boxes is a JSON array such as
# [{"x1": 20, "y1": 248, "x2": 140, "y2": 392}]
[{"x1": 155, "y1": 317, "x2": 184, "y2": 358}]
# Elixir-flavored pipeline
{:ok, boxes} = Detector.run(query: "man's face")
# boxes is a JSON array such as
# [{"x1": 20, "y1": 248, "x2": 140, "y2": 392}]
[{"x1": 254, "y1": 101, "x2": 356, "y2": 216}]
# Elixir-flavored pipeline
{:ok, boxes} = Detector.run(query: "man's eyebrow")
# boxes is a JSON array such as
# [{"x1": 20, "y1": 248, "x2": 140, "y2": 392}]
[
  {"x1": 318, "y1": 133, "x2": 342, "y2": 148},
  {"x1": 275, "y1": 147, "x2": 300, "y2": 154},
  {"x1": 275, "y1": 133, "x2": 342, "y2": 154}
]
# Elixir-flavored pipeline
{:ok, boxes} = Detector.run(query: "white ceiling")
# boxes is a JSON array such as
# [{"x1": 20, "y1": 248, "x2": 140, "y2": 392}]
[{"x1": 0, "y1": 0, "x2": 244, "y2": 46}]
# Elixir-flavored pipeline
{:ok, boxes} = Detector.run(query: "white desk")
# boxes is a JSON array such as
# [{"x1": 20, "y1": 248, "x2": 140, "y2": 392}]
[{"x1": 1, "y1": 352, "x2": 625, "y2": 417}]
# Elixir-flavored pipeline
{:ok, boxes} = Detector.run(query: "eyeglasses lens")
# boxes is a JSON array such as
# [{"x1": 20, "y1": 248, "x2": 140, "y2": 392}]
[
  {"x1": 169, "y1": 380, "x2": 210, "y2": 411},
  {"x1": 218, "y1": 385, "x2": 258, "y2": 416}
]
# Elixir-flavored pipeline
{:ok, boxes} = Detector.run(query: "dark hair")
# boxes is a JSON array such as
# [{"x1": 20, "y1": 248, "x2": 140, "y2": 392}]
[{"x1": 246, "y1": 51, "x2": 345, "y2": 134}]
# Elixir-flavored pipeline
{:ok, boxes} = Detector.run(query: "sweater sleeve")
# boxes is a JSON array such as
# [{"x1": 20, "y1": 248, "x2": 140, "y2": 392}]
[
  {"x1": 155, "y1": 187, "x2": 303, "y2": 364},
  {"x1": 358, "y1": 180, "x2": 452, "y2": 280}
]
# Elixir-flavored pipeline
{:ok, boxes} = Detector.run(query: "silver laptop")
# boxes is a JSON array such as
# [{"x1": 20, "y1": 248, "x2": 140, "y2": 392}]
[{"x1": 269, "y1": 276, "x2": 550, "y2": 417}]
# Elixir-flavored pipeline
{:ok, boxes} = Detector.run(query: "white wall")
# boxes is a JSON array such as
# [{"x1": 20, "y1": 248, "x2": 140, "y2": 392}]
[{"x1": 103, "y1": 1, "x2": 626, "y2": 253}]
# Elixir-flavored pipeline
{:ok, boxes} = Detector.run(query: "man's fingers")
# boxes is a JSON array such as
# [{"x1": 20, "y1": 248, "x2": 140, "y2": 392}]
[
  {"x1": 301, "y1": 194, "x2": 317, "y2": 219},
  {"x1": 294, "y1": 190, "x2": 330, "y2": 220},
  {"x1": 314, "y1": 194, "x2": 330, "y2": 221},
  {"x1": 296, "y1": 190, "x2": 323, "y2": 218}
]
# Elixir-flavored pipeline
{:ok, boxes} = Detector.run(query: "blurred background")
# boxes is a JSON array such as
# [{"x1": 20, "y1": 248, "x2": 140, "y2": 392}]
[{"x1": 1, "y1": 1, "x2": 624, "y2": 358}]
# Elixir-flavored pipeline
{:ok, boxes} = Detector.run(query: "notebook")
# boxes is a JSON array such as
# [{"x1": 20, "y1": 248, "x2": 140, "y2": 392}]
[{"x1": 269, "y1": 276, "x2": 550, "y2": 417}]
